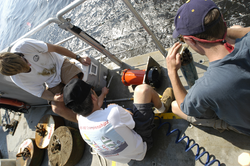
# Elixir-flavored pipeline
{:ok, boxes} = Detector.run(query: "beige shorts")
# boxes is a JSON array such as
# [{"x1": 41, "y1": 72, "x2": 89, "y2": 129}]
[
  {"x1": 187, "y1": 116, "x2": 245, "y2": 135},
  {"x1": 48, "y1": 58, "x2": 82, "y2": 94}
]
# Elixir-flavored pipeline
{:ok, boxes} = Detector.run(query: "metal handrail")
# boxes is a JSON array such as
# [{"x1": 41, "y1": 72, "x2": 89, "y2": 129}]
[
  {"x1": 56, "y1": 0, "x2": 88, "y2": 23},
  {"x1": 54, "y1": 35, "x2": 75, "y2": 45},
  {"x1": 2, "y1": 0, "x2": 167, "y2": 67},
  {"x1": 2, "y1": 18, "x2": 60, "y2": 52}
]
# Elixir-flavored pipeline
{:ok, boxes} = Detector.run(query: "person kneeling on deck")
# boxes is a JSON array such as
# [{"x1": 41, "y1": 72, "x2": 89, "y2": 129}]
[
  {"x1": 63, "y1": 78, "x2": 174, "y2": 163},
  {"x1": 0, "y1": 38, "x2": 91, "y2": 123},
  {"x1": 167, "y1": 0, "x2": 250, "y2": 135}
]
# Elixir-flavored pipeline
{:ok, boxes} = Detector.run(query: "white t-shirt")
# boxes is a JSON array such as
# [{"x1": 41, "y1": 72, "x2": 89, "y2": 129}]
[
  {"x1": 10, "y1": 38, "x2": 64, "y2": 97},
  {"x1": 78, "y1": 105, "x2": 147, "y2": 163}
]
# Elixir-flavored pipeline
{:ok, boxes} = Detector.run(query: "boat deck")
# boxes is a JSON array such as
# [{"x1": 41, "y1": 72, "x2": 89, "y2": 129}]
[{"x1": 1, "y1": 48, "x2": 250, "y2": 166}]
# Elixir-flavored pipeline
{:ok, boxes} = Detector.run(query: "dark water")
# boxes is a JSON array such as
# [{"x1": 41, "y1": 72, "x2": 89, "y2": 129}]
[{"x1": 0, "y1": 0, "x2": 249, "y2": 63}]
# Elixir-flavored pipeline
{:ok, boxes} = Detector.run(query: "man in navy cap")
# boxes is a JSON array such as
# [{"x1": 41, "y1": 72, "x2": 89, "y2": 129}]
[{"x1": 166, "y1": 0, "x2": 250, "y2": 135}]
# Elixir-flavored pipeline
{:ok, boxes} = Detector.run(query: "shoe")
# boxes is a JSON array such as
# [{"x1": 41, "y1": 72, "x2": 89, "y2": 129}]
[{"x1": 155, "y1": 87, "x2": 174, "y2": 113}]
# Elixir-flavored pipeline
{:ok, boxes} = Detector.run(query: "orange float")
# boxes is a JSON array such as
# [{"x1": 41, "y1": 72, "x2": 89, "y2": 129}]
[{"x1": 121, "y1": 69, "x2": 146, "y2": 86}]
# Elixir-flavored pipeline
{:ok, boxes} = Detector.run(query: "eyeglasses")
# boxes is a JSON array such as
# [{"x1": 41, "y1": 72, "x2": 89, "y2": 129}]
[
  {"x1": 178, "y1": 35, "x2": 185, "y2": 43},
  {"x1": 15, "y1": 52, "x2": 28, "y2": 63}
]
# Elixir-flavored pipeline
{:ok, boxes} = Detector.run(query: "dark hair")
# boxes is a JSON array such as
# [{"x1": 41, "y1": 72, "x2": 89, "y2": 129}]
[
  {"x1": 69, "y1": 90, "x2": 94, "y2": 117},
  {"x1": 194, "y1": 9, "x2": 226, "y2": 41}
]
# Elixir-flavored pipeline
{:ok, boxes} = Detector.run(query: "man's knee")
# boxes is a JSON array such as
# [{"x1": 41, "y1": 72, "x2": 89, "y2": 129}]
[
  {"x1": 134, "y1": 84, "x2": 151, "y2": 96},
  {"x1": 171, "y1": 100, "x2": 179, "y2": 114}
]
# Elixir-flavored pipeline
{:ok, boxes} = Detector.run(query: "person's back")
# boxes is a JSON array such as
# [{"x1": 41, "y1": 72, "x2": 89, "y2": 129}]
[
  {"x1": 182, "y1": 32, "x2": 250, "y2": 135},
  {"x1": 167, "y1": 0, "x2": 250, "y2": 135},
  {"x1": 63, "y1": 78, "x2": 174, "y2": 163},
  {"x1": 78, "y1": 104, "x2": 146, "y2": 163}
]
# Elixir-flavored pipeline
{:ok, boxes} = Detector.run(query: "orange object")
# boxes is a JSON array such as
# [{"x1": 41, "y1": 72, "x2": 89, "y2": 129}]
[
  {"x1": 121, "y1": 69, "x2": 145, "y2": 86},
  {"x1": 0, "y1": 97, "x2": 30, "y2": 110}
]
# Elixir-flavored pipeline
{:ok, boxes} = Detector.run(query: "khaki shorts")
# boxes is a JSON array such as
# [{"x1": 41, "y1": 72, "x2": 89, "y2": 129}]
[
  {"x1": 48, "y1": 58, "x2": 82, "y2": 94},
  {"x1": 187, "y1": 116, "x2": 246, "y2": 135}
]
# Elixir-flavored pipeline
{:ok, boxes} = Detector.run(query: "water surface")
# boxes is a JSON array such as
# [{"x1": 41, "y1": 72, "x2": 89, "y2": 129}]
[{"x1": 0, "y1": 0, "x2": 249, "y2": 62}]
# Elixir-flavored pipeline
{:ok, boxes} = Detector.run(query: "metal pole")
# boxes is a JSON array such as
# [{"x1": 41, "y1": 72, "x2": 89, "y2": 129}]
[
  {"x1": 2, "y1": 0, "x2": 127, "y2": 68},
  {"x1": 55, "y1": 0, "x2": 125, "y2": 68},
  {"x1": 2, "y1": 18, "x2": 60, "y2": 52},
  {"x1": 74, "y1": 47, "x2": 92, "y2": 54},
  {"x1": 2, "y1": 0, "x2": 87, "y2": 52},
  {"x1": 65, "y1": 26, "x2": 124, "y2": 67},
  {"x1": 57, "y1": 0, "x2": 88, "y2": 23},
  {"x1": 106, "y1": 98, "x2": 133, "y2": 103},
  {"x1": 122, "y1": 0, "x2": 167, "y2": 57},
  {"x1": 55, "y1": 35, "x2": 75, "y2": 45}
]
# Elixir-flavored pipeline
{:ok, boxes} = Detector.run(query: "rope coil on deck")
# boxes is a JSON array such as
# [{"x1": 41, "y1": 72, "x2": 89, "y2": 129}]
[{"x1": 155, "y1": 116, "x2": 221, "y2": 166}]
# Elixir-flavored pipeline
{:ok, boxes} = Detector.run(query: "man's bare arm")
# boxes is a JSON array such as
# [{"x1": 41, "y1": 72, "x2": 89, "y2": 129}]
[
  {"x1": 46, "y1": 43, "x2": 91, "y2": 66},
  {"x1": 98, "y1": 87, "x2": 109, "y2": 107},
  {"x1": 166, "y1": 42, "x2": 187, "y2": 108},
  {"x1": 41, "y1": 89, "x2": 63, "y2": 102}
]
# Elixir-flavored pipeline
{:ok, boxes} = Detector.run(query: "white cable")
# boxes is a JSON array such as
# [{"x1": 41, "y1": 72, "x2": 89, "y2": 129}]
[{"x1": 89, "y1": 147, "x2": 107, "y2": 166}]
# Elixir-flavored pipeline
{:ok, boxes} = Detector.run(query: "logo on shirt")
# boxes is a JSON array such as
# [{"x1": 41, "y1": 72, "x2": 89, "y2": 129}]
[
  {"x1": 81, "y1": 123, "x2": 128, "y2": 157},
  {"x1": 33, "y1": 55, "x2": 39, "y2": 62}
]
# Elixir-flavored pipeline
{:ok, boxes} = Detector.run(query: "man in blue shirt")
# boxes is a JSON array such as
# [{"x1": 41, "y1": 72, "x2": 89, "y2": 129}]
[{"x1": 167, "y1": 0, "x2": 250, "y2": 135}]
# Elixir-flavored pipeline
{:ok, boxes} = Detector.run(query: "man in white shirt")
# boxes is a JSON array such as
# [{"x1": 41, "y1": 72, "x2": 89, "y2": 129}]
[
  {"x1": 0, "y1": 38, "x2": 91, "y2": 122},
  {"x1": 63, "y1": 78, "x2": 174, "y2": 163}
]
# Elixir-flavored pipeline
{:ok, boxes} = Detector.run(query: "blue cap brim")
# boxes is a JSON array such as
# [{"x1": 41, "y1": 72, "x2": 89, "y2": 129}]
[{"x1": 172, "y1": 29, "x2": 179, "y2": 38}]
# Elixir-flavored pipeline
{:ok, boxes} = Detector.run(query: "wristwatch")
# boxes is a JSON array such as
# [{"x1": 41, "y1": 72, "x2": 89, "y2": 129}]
[{"x1": 76, "y1": 55, "x2": 81, "y2": 60}]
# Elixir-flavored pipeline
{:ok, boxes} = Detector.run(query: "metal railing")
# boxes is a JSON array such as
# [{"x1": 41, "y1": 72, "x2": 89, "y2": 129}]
[{"x1": 2, "y1": 0, "x2": 167, "y2": 68}]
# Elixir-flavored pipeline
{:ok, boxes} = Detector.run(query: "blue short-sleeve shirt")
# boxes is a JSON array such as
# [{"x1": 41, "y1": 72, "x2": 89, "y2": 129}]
[{"x1": 181, "y1": 32, "x2": 250, "y2": 135}]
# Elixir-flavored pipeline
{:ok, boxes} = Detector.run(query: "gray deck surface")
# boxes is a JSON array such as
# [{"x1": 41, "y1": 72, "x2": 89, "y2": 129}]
[{"x1": 1, "y1": 49, "x2": 250, "y2": 166}]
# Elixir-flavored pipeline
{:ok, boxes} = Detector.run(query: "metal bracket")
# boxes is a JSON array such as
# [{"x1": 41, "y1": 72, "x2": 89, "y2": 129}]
[
  {"x1": 1, "y1": 109, "x2": 21, "y2": 135},
  {"x1": 58, "y1": 18, "x2": 73, "y2": 30},
  {"x1": 0, "y1": 91, "x2": 5, "y2": 97}
]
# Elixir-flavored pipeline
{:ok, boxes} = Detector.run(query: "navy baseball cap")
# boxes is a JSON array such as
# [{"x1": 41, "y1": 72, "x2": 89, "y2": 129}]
[
  {"x1": 63, "y1": 78, "x2": 92, "y2": 109},
  {"x1": 173, "y1": 0, "x2": 220, "y2": 38}
]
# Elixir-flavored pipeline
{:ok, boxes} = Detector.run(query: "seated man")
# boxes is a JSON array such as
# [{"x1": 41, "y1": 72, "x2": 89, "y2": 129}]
[
  {"x1": 167, "y1": 0, "x2": 250, "y2": 135},
  {"x1": 0, "y1": 38, "x2": 91, "y2": 122},
  {"x1": 63, "y1": 78, "x2": 174, "y2": 163}
]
